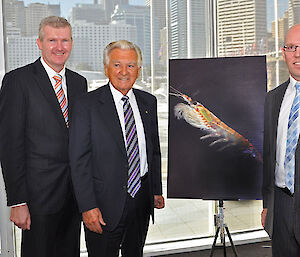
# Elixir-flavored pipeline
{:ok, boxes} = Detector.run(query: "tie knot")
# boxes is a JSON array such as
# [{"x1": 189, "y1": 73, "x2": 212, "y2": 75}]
[
  {"x1": 53, "y1": 74, "x2": 62, "y2": 83},
  {"x1": 122, "y1": 96, "x2": 129, "y2": 102},
  {"x1": 296, "y1": 82, "x2": 300, "y2": 91}
]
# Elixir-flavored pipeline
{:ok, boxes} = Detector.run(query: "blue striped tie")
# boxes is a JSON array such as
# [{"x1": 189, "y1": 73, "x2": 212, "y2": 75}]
[
  {"x1": 122, "y1": 96, "x2": 141, "y2": 197},
  {"x1": 284, "y1": 82, "x2": 300, "y2": 194}
]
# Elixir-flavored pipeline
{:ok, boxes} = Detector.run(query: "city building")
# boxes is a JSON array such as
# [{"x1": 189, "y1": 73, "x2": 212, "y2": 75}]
[
  {"x1": 25, "y1": 3, "x2": 60, "y2": 36},
  {"x1": 187, "y1": 0, "x2": 208, "y2": 58},
  {"x1": 111, "y1": 4, "x2": 151, "y2": 66},
  {"x1": 169, "y1": 0, "x2": 208, "y2": 59},
  {"x1": 272, "y1": 10, "x2": 288, "y2": 45},
  {"x1": 169, "y1": 0, "x2": 188, "y2": 59},
  {"x1": 6, "y1": 35, "x2": 39, "y2": 71},
  {"x1": 102, "y1": 0, "x2": 129, "y2": 23},
  {"x1": 217, "y1": 0, "x2": 267, "y2": 56},
  {"x1": 3, "y1": 0, "x2": 25, "y2": 36},
  {"x1": 69, "y1": 20, "x2": 137, "y2": 71},
  {"x1": 69, "y1": 4, "x2": 106, "y2": 25},
  {"x1": 288, "y1": 0, "x2": 300, "y2": 26}
]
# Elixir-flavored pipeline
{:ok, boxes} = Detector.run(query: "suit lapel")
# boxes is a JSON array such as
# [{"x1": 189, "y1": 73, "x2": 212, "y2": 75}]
[
  {"x1": 66, "y1": 69, "x2": 78, "y2": 115},
  {"x1": 32, "y1": 59, "x2": 68, "y2": 131},
  {"x1": 97, "y1": 85, "x2": 127, "y2": 158},
  {"x1": 134, "y1": 89, "x2": 153, "y2": 163},
  {"x1": 272, "y1": 81, "x2": 289, "y2": 157}
]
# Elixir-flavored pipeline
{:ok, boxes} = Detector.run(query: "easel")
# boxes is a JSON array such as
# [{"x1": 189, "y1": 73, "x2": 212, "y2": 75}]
[{"x1": 209, "y1": 200, "x2": 239, "y2": 257}]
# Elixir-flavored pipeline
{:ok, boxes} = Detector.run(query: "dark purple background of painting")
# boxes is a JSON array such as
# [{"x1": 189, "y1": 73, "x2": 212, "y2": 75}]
[{"x1": 167, "y1": 56, "x2": 266, "y2": 200}]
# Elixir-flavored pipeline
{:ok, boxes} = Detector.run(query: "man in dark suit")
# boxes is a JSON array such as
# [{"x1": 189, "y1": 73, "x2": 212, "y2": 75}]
[
  {"x1": 0, "y1": 16, "x2": 87, "y2": 257},
  {"x1": 262, "y1": 23, "x2": 300, "y2": 256},
  {"x1": 69, "y1": 40, "x2": 165, "y2": 257}
]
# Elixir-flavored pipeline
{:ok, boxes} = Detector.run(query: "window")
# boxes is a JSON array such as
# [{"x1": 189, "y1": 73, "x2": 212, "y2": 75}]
[{"x1": 0, "y1": 0, "x2": 298, "y2": 255}]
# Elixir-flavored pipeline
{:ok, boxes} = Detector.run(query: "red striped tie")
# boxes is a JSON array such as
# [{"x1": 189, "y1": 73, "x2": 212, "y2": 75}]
[{"x1": 53, "y1": 74, "x2": 68, "y2": 127}]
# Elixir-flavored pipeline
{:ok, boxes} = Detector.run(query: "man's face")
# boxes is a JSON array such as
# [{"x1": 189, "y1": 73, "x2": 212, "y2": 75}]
[
  {"x1": 105, "y1": 48, "x2": 141, "y2": 95},
  {"x1": 37, "y1": 25, "x2": 73, "y2": 72},
  {"x1": 282, "y1": 25, "x2": 300, "y2": 81}
]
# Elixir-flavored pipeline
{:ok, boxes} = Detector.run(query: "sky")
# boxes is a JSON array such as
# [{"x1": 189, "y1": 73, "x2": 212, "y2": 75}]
[{"x1": 23, "y1": 0, "x2": 146, "y2": 18}]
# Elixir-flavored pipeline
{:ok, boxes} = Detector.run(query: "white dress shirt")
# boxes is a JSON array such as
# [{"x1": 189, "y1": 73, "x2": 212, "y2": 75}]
[
  {"x1": 275, "y1": 76, "x2": 299, "y2": 188},
  {"x1": 109, "y1": 83, "x2": 148, "y2": 177},
  {"x1": 40, "y1": 57, "x2": 68, "y2": 100}
]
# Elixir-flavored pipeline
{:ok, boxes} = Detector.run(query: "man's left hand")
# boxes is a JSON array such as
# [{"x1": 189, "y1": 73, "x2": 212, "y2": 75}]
[{"x1": 154, "y1": 195, "x2": 165, "y2": 209}]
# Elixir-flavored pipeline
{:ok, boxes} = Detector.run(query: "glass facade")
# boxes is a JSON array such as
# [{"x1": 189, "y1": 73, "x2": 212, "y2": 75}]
[{"x1": 0, "y1": 0, "x2": 299, "y2": 255}]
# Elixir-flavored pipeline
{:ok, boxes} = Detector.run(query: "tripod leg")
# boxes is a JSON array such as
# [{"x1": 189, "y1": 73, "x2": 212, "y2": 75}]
[
  {"x1": 209, "y1": 227, "x2": 220, "y2": 257},
  {"x1": 223, "y1": 231, "x2": 226, "y2": 257},
  {"x1": 225, "y1": 226, "x2": 239, "y2": 257}
]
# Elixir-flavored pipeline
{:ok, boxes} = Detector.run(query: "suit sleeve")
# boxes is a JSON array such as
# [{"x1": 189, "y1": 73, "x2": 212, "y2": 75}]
[
  {"x1": 262, "y1": 93, "x2": 272, "y2": 208},
  {"x1": 0, "y1": 72, "x2": 29, "y2": 206},
  {"x1": 150, "y1": 97, "x2": 163, "y2": 196},
  {"x1": 69, "y1": 97, "x2": 97, "y2": 213}
]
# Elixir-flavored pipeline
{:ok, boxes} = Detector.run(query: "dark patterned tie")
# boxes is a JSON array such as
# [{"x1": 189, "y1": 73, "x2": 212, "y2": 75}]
[
  {"x1": 122, "y1": 96, "x2": 141, "y2": 197},
  {"x1": 53, "y1": 74, "x2": 68, "y2": 127},
  {"x1": 284, "y1": 82, "x2": 300, "y2": 194}
]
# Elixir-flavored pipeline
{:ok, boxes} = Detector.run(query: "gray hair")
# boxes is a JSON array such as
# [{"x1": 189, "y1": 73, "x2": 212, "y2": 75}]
[
  {"x1": 103, "y1": 40, "x2": 143, "y2": 67},
  {"x1": 39, "y1": 16, "x2": 72, "y2": 41}
]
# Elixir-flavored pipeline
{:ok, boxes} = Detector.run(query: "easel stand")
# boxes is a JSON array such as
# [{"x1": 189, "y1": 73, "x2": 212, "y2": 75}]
[{"x1": 209, "y1": 200, "x2": 239, "y2": 257}]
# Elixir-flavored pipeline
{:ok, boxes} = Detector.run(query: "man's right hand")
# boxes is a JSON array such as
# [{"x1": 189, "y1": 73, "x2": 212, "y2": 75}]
[
  {"x1": 261, "y1": 208, "x2": 268, "y2": 228},
  {"x1": 10, "y1": 205, "x2": 31, "y2": 230},
  {"x1": 82, "y1": 208, "x2": 106, "y2": 234}
]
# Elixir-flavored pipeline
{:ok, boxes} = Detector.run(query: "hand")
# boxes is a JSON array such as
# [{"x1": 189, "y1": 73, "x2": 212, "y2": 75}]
[
  {"x1": 10, "y1": 205, "x2": 31, "y2": 230},
  {"x1": 154, "y1": 195, "x2": 165, "y2": 209},
  {"x1": 261, "y1": 208, "x2": 268, "y2": 227},
  {"x1": 82, "y1": 208, "x2": 106, "y2": 234}
]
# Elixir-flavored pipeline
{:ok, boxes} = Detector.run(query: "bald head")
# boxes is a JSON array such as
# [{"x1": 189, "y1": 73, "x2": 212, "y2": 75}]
[
  {"x1": 284, "y1": 24, "x2": 300, "y2": 44},
  {"x1": 282, "y1": 23, "x2": 300, "y2": 81}
]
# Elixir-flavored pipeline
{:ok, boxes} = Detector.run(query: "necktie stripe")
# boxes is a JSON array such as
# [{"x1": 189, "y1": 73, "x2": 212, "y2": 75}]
[
  {"x1": 53, "y1": 74, "x2": 68, "y2": 127},
  {"x1": 122, "y1": 95, "x2": 141, "y2": 198}
]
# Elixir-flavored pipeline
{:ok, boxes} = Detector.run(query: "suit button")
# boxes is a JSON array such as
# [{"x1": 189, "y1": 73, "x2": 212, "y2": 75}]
[{"x1": 122, "y1": 185, "x2": 126, "y2": 190}]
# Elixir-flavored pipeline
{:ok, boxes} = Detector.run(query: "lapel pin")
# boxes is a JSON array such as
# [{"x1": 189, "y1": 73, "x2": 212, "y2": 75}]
[{"x1": 145, "y1": 110, "x2": 148, "y2": 114}]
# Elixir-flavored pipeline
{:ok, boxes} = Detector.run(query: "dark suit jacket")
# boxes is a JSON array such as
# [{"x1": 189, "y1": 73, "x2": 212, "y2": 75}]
[
  {"x1": 69, "y1": 84, "x2": 163, "y2": 231},
  {"x1": 262, "y1": 79, "x2": 300, "y2": 237},
  {"x1": 0, "y1": 58, "x2": 87, "y2": 215}
]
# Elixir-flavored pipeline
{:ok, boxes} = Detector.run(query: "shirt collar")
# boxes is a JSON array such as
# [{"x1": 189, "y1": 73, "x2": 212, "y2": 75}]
[
  {"x1": 40, "y1": 57, "x2": 66, "y2": 79},
  {"x1": 109, "y1": 82, "x2": 134, "y2": 104}
]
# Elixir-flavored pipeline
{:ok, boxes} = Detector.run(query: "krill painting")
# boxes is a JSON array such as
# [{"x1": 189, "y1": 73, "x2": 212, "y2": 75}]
[{"x1": 167, "y1": 56, "x2": 266, "y2": 200}]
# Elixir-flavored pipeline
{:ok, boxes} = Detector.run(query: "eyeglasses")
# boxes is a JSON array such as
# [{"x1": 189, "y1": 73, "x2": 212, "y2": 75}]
[{"x1": 283, "y1": 45, "x2": 300, "y2": 52}]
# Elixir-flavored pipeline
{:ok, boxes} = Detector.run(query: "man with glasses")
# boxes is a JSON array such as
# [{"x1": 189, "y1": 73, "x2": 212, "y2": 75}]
[{"x1": 262, "y1": 24, "x2": 300, "y2": 256}]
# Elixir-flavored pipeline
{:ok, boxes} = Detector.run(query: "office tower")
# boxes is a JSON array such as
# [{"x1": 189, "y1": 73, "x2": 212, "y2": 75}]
[
  {"x1": 7, "y1": 35, "x2": 39, "y2": 71},
  {"x1": 102, "y1": 0, "x2": 129, "y2": 22},
  {"x1": 272, "y1": 10, "x2": 288, "y2": 44},
  {"x1": 288, "y1": 0, "x2": 300, "y2": 26},
  {"x1": 169, "y1": 0, "x2": 187, "y2": 59},
  {"x1": 25, "y1": 3, "x2": 60, "y2": 36},
  {"x1": 146, "y1": 0, "x2": 166, "y2": 30},
  {"x1": 217, "y1": 0, "x2": 267, "y2": 56},
  {"x1": 4, "y1": 0, "x2": 25, "y2": 36},
  {"x1": 111, "y1": 4, "x2": 151, "y2": 66},
  {"x1": 169, "y1": 0, "x2": 208, "y2": 59},
  {"x1": 187, "y1": 0, "x2": 208, "y2": 58},
  {"x1": 69, "y1": 20, "x2": 137, "y2": 71},
  {"x1": 70, "y1": 4, "x2": 106, "y2": 25}
]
